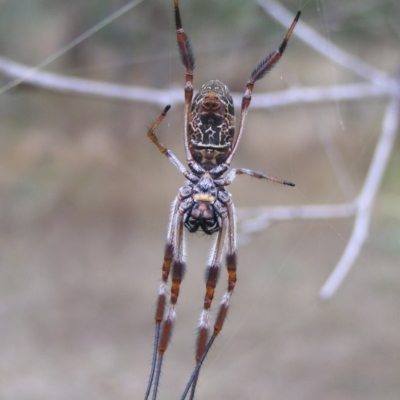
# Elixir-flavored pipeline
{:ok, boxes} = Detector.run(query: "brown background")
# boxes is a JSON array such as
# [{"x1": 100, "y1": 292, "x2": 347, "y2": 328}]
[{"x1": 0, "y1": 0, "x2": 399, "y2": 399}]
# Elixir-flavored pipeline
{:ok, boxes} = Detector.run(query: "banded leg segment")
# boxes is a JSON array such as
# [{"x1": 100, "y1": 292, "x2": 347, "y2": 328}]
[
  {"x1": 182, "y1": 196, "x2": 237, "y2": 400},
  {"x1": 174, "y1": 0, "x2": 196, "y2": 165},
  {"x1": 248, "y1": 10, "x2": 301, "y2": 84},
  {"x1": 186, "y1": 220, "x2": 227, "y2": 400},
  {"x1": 213, "y1": 198, "x2": 237, "y2": 339},
  {"x1": 144, "y1": 198, "x2": 180, "y2": 400},
  {"x1": 151, "y1": 206, "x2": 186, "y2": 400},
  {"x1": 196, "y1": 222, "x2": 227, "y2": 363},
  {"x1": 225, "y1": 11, "x2": 301, "y2": 165}
]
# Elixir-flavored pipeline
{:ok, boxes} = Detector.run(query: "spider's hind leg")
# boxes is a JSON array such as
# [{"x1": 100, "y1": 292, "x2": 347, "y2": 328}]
[
  {"x1": 144, "y1": 197, "x2": 187, "y2": 400},
  {"x1": 182, "y1": 194, "x2": 237, "y2": 400}
]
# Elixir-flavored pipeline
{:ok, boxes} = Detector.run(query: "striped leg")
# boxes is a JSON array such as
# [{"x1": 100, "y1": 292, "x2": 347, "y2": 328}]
[
  {"x1": 182, "y1": 194, "x2": 237, "y2": 400},
  {"x1": 191, "y1": 222, "x2": 228, "y2": 397},
  {"x1": 153, "y1": 214, "x2": 186, "y2": 400},
  {"x1": 224, "y1": 11, "x2": 301, "y2": 166},
  {"x1": 144, "y1": 197, "x2": 186, "y2": 400},
  {"x1": 173, "y1": 0, "x2": 196, "y2": 164},
  {"x1": 144, "y1": 199, "x2": 177, "y2": 400}
]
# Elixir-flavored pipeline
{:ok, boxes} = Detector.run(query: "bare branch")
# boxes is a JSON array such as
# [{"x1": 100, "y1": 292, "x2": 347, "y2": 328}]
[
  {"x1": 247, "y1": 83, "x2": 399, "y2": 108},
  {"x1": 319, "y1": 97, "x2": 400, "y2": 300},
  {"x1": 237, "y1": 202, "x2": 357, "y2": 245},
  {"x1": 0, "y1": 0, "x2": 144, "y2": 95},
  {"x1": 235, "y1": 0, "x2": 400, "y2": 300},
  {"x1": 238, "y1": 202, "x2": 357, "y2": 222},
  {"x1": 0, "y1": 57, "x2": 397, "y2": 112},
  {"x1": 0, "y1": 56, "x2": 180, "y2": 107},
  {"x1": 257, "y1": 0, "x2": 396, "y2": 86},
  {"x1": 0, "y1": 1, "x2": 397, "y2": 302},
  {"x1": 237, "y1": 96, "x2": 399, "y2": 299}
]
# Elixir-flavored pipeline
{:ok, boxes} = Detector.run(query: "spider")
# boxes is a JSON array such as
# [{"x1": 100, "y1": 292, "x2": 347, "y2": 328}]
[{"x1": 144, "y1": 2, "x2": 300, "y2": 399}]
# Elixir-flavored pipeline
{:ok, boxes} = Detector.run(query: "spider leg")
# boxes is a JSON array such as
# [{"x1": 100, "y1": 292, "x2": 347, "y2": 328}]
[
  {"x1": 147, "y1": 105, "x2": 186, "y2": 175},
  {"x1": 181, "y1": 193, "x2": 237, "y2": 400},
  {"x1": 221, "y1": 167, "x2": 295, "y2": 187},
  {"x1": 153, "y1": 219, "x2": 186, "y2": 400},
  {"x1": 147, "y1": 105, "x2": 199, "y2": 182},
  {"x1": 225, "y1": 11, "x2": 301, "y2": 165},
  {"x1": 191, "y1": 219, "x2": 227, "y2": 398},
  {"x1": 174, "y1": 0, "x2": 196, "y2": 164},
  {"x1": 145, "y1": 193, "x2": 190, "y2": 400},
  {"x1": 144, "y1": 198, "x2": 178, "y2": 400}
]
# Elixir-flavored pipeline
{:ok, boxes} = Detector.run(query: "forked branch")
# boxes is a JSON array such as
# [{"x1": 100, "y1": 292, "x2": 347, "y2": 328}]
[{"x1": 0, "y1": 1, "x2": 397, "y2": 304}]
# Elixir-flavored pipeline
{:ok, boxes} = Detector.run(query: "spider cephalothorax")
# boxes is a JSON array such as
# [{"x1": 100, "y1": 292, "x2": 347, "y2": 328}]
[{"x1": 144, "y1": 1, "x2": 300, "y2": 399}]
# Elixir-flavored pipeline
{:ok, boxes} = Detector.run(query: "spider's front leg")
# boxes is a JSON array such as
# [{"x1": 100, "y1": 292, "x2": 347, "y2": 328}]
[
  {"x1": 225, "y1": 10, "x2": 301, "y2": 166},
  {"x1": 147, "y1": 105, "x2": 200, "y2": 184},
  {"x1": 174, "y1": 0, "x2": 197, "y2": 165},
  {"x1": 182, "y1": 190, "x2": 237, "y2": 400}
]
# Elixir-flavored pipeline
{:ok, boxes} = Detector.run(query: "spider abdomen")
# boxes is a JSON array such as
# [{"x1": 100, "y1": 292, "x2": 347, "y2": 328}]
[{"x1": 189, "y1": 80, "x2": 235, "y2": 170}]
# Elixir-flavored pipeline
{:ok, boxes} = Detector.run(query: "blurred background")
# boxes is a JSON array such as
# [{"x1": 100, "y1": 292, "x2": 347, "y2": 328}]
[{"x1": 0, "y1": 0, "x2": 399, "y2": 399}]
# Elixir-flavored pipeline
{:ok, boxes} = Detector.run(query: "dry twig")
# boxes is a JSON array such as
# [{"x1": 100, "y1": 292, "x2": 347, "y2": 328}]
[{"x1": 0, "y1": 0, "x2": 398, "y2": 300}]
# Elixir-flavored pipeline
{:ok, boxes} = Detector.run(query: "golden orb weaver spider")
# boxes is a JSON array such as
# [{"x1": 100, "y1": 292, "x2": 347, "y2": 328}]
[{"x1": 144, "y1": 2, "x2": 301, "y2": 399}]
